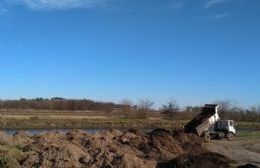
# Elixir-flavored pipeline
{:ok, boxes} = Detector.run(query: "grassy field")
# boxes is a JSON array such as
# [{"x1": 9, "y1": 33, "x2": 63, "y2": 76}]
[
  {"x1": 236, "y1": 130, "x2": 260, "y2": 139},
  {"x1": 0, "y1": 110, "x2": 259, "y2": 129}
]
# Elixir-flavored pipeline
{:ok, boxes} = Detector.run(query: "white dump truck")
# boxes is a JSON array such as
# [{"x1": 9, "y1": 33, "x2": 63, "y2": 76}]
[{"x1": 184, "y1": 104, "x2": 236, "y2": 141}]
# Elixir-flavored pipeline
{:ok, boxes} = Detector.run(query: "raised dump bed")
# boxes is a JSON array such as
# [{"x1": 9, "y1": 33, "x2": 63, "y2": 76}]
[{"x1": 184, "y1": 104, "x2": 220, "y2": 136}]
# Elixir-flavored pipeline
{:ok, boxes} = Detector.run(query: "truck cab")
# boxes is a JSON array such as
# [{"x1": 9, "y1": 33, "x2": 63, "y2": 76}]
[{"x1": 215, "y1": 120, "x2": 236, "y2": 135}]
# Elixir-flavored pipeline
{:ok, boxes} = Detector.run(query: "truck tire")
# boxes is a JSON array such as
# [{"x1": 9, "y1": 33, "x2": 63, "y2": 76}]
[
  {"x1": 204, "y1": 132, "x2": 211, "y2": 141},
  {"x1": 227, "y1": 133, "x2": 234, "y2": 141}
]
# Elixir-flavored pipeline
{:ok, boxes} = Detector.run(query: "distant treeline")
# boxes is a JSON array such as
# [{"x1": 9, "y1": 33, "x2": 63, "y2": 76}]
[
  {"x1": 0, "y1": 98, "x2": 130, "y2": 112},
  {"x1": 160, "y1": 100, "x2": 260, "y2": 122},
  {"x1": 0, "y1": 98, "x2": 259, "y2": 122}
]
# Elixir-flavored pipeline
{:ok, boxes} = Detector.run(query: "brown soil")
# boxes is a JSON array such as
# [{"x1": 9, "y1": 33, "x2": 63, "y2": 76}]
[
  {"x1": 0, "y1": 129, "x2": 241, "y2": 168},
  {"x1": 0, "y1": 131, "x2": 12, "y2": 146}
]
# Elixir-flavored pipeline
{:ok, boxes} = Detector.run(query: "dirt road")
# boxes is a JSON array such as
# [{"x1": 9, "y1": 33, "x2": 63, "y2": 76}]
[{"x1": 205, "y1": 136, "x2": 260, "y2": 167}]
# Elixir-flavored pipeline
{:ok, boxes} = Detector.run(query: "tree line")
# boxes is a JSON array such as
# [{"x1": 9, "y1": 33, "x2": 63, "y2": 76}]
[
  {"x1": 121, "y1": 99, "x2": 260, "y2": 122},
  {"x1": 0, "y1": 98, "x2": 259, "y2": 122},
  {"x1": 0, "y1": 98, "x2": 130, "y2": 112},
  {"x1": 162, "y1": 100, "x2": 260, "y2": 122}
]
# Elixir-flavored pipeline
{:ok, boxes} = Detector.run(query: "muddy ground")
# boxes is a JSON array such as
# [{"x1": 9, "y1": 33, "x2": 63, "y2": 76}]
[{"x1": 0, "y1": 129, "x2": 258, "y2": 168}]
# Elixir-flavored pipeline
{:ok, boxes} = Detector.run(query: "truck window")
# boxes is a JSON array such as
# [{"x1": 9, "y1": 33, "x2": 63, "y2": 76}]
[{"x1": 217, "y1": 121, "x2": 228, "y2": 128}]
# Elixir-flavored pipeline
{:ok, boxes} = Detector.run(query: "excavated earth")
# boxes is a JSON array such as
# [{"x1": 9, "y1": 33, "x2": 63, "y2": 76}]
[{"x1": 0, "y1": 129, "x2": 253, "y2": 168}]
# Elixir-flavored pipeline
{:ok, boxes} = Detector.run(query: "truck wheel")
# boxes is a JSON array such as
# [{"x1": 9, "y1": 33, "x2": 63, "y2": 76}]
[
  {"x1": 227, "y1": 133, "x2": 234, "y2": 141},
  {"x1": 204, "y1": 132, "x2": 211, "y2": 141}
]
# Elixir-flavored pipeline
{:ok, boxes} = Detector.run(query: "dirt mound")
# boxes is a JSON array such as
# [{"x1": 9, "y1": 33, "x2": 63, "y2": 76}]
[
  {"x1": 157, "y1": 152, "x2": 231, "y2": 168},
  {"x1": 19, "y1": 129, "x2": 156, "y2": 168},
  {"x1": 150, "y1": 133, "x2": 184, "y2": 160},
  {"x1": 93, "y1": 129, "x2": 123, "y2": 143},
  {"x1": 0, "y1": 131, "x2": 12, "y2": 146},
  {"x1": 150, "y1": 128, "x2": 172, "y2": 136},
  {"x1": 173, "y1": 130, "x2": 203, "y2": 153},
  {"x1": 11, "y1": 131, "x2": 33, "y2": 147},
  {"x1": 0, "y1": 129, "x2": 235, "y2": 168},
  {"x1": 127, "y1": 129, "x2": 146, "y2": 136},
  {"x1": 21, "y1": 135, "x2": 87, "y2": 167}
]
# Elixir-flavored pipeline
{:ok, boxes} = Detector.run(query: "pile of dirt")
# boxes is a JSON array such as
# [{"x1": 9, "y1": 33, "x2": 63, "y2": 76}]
[
  {"x1": 0, "y1": 129, "x2": 235, "y2": 168},
  {"x1": 11, "y1": 131, "x2": 33, "y2": 147},
  {"x1": 172, "y1": 129, "x2": 204, "y2": 153},
  {"x1": 19, "y1": 129, "x2": 157, "y2": 168},
  {"x1": 0, "y1": 131, "x2": 12, "y2": 146}
]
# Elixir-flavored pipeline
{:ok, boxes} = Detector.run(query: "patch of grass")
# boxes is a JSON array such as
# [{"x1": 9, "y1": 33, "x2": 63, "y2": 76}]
[
  {"x1": 0, "y1": 156, "x2": 8, "y2": 168},
  {"x1": 237, "y1": 122, "x2": 260, "y2": 129},
  {"x1": 0, "y1": 145, "x2": 23, "y2": 168},
  {"x1": 236, "y1": 131, "x2": 260, "y2": 139}
]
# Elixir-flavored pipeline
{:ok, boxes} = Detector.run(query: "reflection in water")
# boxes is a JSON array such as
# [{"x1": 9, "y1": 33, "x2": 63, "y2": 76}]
[{"x1": 2, "y1": 128, "x2": 107, "y2": 136}]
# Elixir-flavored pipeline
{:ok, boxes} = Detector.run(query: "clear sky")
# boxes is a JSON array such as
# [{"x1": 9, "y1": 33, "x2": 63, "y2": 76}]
[{"x1": 0, "y1": 0, "x2": 259, "y2": 108}]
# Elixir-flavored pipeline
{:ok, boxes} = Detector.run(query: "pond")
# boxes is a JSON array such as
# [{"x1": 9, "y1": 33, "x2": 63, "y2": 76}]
[{"x1": 1, "y1": 128, "x2": 110, "y2": 136}]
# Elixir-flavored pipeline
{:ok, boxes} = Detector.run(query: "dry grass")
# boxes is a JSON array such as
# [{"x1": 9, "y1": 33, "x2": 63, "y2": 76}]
[{"x1": 0, "y1": 110, "x2": 259, "y2": 129}]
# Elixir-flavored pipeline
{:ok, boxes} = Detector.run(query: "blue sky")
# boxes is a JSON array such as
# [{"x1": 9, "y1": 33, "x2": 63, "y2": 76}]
[{"x1": 0, "y1": 0, "x2": 259, "y2": 108}]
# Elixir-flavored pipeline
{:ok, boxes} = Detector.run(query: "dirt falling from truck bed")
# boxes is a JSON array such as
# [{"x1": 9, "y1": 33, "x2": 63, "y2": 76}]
[{"x1": 0, "y1": 129, "x2": 233, "y2": 168}]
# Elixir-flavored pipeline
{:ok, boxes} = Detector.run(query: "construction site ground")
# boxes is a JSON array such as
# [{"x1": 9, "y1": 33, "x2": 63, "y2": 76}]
[{"x1": 205, "y1": 131, "x2": 260, "y2": 167}]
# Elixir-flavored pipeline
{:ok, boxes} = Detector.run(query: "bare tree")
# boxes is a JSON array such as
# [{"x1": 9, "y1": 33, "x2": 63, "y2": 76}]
[
  {"x1": 136, "y1": 99, "x2": 154, "y2": 119},
  {"x1": 257, "y1": 105, "x2": 260, "y2": 114},
  {"x1": 120, "y1": 99, "x2": 133, "y2": 117},
  {"x1": 137, "y1": 99, "x2": 154, "y2": 111},
  {"x1": 184, "y1": 106, "x2": 201, "y2": 113},
  {"x1": 0, "y1": 99, "x2": 3, "y2": 109},
  {"x1": 161, "y1": 98, "x2": 179, "y2": 114},
  {"x1": 214, "y1": 100, "x2": 232, "y2": 119},
  {"x1": 161, "y1": 99, "x2": 179, "y2": 120},
  {"x1": 250, "y1": 106, "x2": 257, "y2": 113},
  {"x1": 215, "y1": 100, "x2": 232, "y2": 113},
  {"x1": 120, "y1": 99, "x2": 133, "y2": 107}
]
